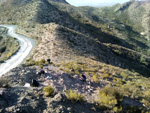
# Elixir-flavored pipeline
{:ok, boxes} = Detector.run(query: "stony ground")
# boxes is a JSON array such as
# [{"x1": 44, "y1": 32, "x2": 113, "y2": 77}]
[
  {"x1": 0, "y1": 64, "x2": 105, "y2": 113},
  {"x1": 0, "y1": 64, "x2": 144, "y2": 113}
]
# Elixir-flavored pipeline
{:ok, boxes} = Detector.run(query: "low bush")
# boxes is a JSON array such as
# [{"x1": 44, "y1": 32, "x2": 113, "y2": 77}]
[
  {"x1": 113, "y1": 49, "x2": 122, "y2": 55},
  {"x1": 25, "y1": 59, "x2": 48, "y2": 68},
  {"x1": 6, "y1": 52, "x2": 12, "y2": 59},
  {"x1": 92, "y1": 74, "x2": 99, "y2": 83},
  {"x1": 65, "y1": 89, "x2": 85, "y2": 102},
  {"x1": 102, "y1": 73, "x2": 110, "y2": 79},
  {"x1": 95, "y1": 86, "x2": 123, "y2": 111},
  {"x1": 141, "y1": 90, "x2": 150, "y2": 108},
  {"x1": 60, "y1": 61, "x2": 84, "y2": 74},
  {"x1": 43, "y1": 86, "x2": 54, "y2": 97},
  {"x1": 36, "y1": 59, "x2": 45, "y2": 66}
]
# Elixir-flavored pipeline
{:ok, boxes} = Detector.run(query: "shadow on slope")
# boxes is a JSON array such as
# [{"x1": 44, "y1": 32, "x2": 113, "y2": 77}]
[
  {"x1": 35, "y1": 0, "x2": 150, "y2": 76},
  {"x1": 51, "y1": 98, "x2": 103, "y2": 113},
  {"x1": 1, "y1": 87, "x2": 47, "y2": 113},
  {"x1": 35, "y1": 0, "x2": 137, "y2": 49},
  {"x1": 55, "y1": 26, "x2": 150, "y2": 76}
]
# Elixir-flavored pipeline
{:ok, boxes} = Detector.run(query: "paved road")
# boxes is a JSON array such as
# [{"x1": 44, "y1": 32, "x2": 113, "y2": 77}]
[{"x1": 0, "y1": 25, "x2": 36, "y2": 76}]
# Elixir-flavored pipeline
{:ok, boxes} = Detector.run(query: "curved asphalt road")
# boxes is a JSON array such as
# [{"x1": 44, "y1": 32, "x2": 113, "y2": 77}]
[{"x1": 0, "y1": 25, "x2": 36, "y2": 76}]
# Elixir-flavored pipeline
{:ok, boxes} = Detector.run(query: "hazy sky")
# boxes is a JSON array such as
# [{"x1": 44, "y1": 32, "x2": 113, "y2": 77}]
[{"x1": 66, "y1": 0, "x2": 130, "y2": 6}]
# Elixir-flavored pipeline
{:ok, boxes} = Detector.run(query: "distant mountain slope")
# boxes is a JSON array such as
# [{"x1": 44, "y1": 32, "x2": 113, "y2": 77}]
[
  {"x1": 99, "y1": 1, "x2": 150, "y2": 40},
  {"x1": 51, "y1": 1, "x2": 150, "y2": 55}
]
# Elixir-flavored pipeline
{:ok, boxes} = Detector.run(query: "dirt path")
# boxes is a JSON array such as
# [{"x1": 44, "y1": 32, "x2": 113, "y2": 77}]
[{"x1": 0, "y1": 25, "x2": 36, "y2": 76}]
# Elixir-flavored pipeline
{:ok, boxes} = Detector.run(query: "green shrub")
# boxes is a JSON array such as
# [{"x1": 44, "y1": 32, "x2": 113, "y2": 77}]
[
  {"x1": 120, "y1": 72, "x2": 128, "y2": 80},
  {"x1": 6, "y1": 52, "x2": 12, "y2": 58},
  {"x1": 92, "y1": 74, "x2": 99, "y2": 83},
  {"x1": 43, "y1": 86, "x2": 54, "y2": 97},
  {"x1": 141, "y1": 90, "x2": 150, "y2": 108},
  {"x1": 140, "y1": 56, "x2": 148, "y2": 66},
  {"x1": 100, "y1": 86, "x2": 123, "y2": 101},
  {"x1": 114, "y1": 49, "x2": 122, "y2": 55},
  {"x1": 102, "y1": 73, "x2": 110, "y2": 79},
  {"x1": 38, "y1": 59, "x2": 45, "y2": 65},
  {"x1": 45, "y1": 62, "x2": 49, "y2": 65},
  {"x1": 24, "y1": 60, "x2": 35, "y2": 66},
  {"x1": 113, "y1": 78, "x2": 123, "y2": 86},
  {"x1": 65, "y1": 89, "x2": 85, "y2": 102},
  {"x1": 60, "y1": 61, "x2": 84, "y2": 74},
  {"x1": 95, "y1": 86, "x2": 123, "y2": 110},
  {"x1": 95, "y1": 92, "x2": 117, "y2": 109},
  {"x1": 25, "y1": 59, "x2": 47, "y2": 67}
]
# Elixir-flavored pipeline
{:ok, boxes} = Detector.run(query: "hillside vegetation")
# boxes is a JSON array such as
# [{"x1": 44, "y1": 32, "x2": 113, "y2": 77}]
[
  {"x1": 0, "y1": 0, "x2": 150, "y2": 112},
  {"x1": 98, "y1": 1, "x2": 150, "y2": 40},
  {"x1": 0, "y1": 27, "x2": 19, "y2": 63}
]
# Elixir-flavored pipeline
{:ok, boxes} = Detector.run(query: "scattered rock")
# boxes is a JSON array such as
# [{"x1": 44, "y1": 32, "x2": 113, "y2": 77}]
[
  {"x1": 31, "y1": 79, "x2": 39, "y2": 87},
  {"x1": 24, "y1": 83, "x2": 30, "y2": 87}
]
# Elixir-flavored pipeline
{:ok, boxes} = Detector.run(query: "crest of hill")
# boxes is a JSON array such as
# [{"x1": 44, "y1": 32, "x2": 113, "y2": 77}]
[{"x1": 49, "y1": 0, "x2": 68, "y2": 4}]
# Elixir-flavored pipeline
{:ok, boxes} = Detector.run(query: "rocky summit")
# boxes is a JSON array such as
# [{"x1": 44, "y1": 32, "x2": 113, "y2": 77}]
[{"x1": 0, "y1": 0, "x2": 150, "y2": 112}]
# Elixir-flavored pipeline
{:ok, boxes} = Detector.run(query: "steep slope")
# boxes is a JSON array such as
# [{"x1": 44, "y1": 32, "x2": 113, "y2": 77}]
[
  {"x1": 52, "y1": 1, "x2": 150, "y2": 55},
  {"x1": 0, "y1": 0, "x2": 150, "y2": 112},
  {"x1": 0, "y1": 0, "x2": 39, "y2": 24},
  {"x1": 0, "y1": 0, "x2": 150, "y2": 76}
]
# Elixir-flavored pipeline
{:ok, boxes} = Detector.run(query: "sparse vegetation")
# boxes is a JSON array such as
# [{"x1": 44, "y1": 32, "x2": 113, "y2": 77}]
[
  {"x1": 0, "y1": 0, "x2": 150, "y2": 112},
  {"x1": 92, "y1": 74, "x2": 99, "y2": 83},
  {"x1": 95, "y1": 86, "x2": 123, "y2": 111},
  {"x1": 25, "y1": 58, "x2": 48, "y2": 68},
  {"x1": 65, "y1": 89, "x2": 85, "y2": 102},
  {"x1": 43, "y1": 86, "x2": 54, "y2": 97},
  {"x1": 0, "y1": 27, "x2": 19, "y2": 63}
]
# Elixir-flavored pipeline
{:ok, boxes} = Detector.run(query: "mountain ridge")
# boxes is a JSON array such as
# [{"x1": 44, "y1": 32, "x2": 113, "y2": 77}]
[{"x1": 0, "y1": 0, "x2": 150, "y2": 75}]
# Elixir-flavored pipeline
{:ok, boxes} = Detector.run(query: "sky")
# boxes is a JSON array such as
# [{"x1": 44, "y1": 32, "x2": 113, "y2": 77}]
[{"x1": 66, "y1": 0, "x2": 130, "y2": 6}]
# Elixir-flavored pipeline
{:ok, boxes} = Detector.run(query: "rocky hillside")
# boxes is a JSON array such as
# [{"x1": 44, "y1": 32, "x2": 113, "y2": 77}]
[
  {"x1": 0, "y1": 0, "x2": 150, "y2": 112},
  {"x1": 0, "y1": 0, "x2": 149, "y2": 75},
  {"x1": 52, "y1": 1, "x2": 150, "y2": 58}
]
